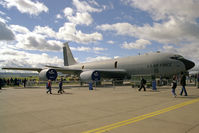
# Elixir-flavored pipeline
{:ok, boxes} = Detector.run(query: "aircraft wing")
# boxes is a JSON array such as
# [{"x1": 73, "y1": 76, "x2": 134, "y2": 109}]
[
  {"x1": 2, "y1": 66, "x2": 128, "y2": 79},
  {"x1": 2, "y1": 67, "x2": 42, "y2": 72},
  {"x1": 51, "y1": 67, "x2": 128, "y2": 79},
  {"x1": 2, "y1": 67, "x2": 82, "y2": 74}
]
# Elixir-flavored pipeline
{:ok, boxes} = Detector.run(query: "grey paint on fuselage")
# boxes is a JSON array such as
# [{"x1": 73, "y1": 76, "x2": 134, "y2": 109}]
[
  {"x1": 65, "y1": 52, "x2": 185, "y2": 77},
  {"x1": 2, "y1": 43, "x2": 194, "y2": 81}
]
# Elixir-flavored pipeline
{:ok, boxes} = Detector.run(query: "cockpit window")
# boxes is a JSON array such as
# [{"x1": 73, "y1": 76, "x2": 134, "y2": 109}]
[{"x1": 170, "y1": 55, "x2": 184, "y2": 60}]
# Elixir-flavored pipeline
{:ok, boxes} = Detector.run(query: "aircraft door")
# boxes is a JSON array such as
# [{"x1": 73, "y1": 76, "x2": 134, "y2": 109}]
[
  {"x1": 114, "y1": 61, "x2": 118, "y2": 68},
  {"x1": 82, "y1": 65, "x2": 84, "y2": 69}
]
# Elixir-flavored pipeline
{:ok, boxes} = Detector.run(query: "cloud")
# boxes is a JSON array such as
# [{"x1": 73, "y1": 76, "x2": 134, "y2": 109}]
[
  {"x1": 9, "y1": 25, "x2": 64, "y2": 52},
  {"x1": 0, "y1": 17, "x2": 7, "y2": 23},
  {"x1": 72, "y1": 0, "x2": 102, "y2": 13},
  {"x1": 162, "y1": 45, "x2": 174, "y2": 52},
  {"x1": 57, "y1": 23, "x2": 103, "y2": 44},
  {"x1": 62, "y1": 0, "x2": 104, "y2": 26},
  {"x1": 88, "y1": 0, "x2": 100, "y2": 7},
  {"x1": 7, "y1": 24, "x2": 63, "y2": 52},
  {"x1": 0, "y1": 21, "x2": 15, "y2": 41},
  {"x1": 114, "y1": 56, "x2": 120, "y2": 59},
  {"x1": 70, "y1": 46, "x2": 91, "y2": 52},
  {"x1": 57, "y1": 23, "x2": 76, "y2": 41},
  {"x1": 15, "y1": 33, "x2": 62, "y2": 51},
  {"x1": 106, "y1": 0, "x2": 199, "y2": 45},
  {"x1": 0, "y1": 11, "x2": 5, "y2": 15},
  {"x1": 107, "y1": 40, "x2": 114, "y2": 44},
  {"x1": 67, "y1": 12, "x2": 93, "y2": 26},
  {"x1": 122, "y1": 0, "x2": 199, "y2": 22},
  {"x1": 70, "y1": 46, "x2": 107, "y2": 53},
  {"x1": 7, "y1": 23, "x2": 102, "y2": 51},
  {"x1": 56, "y1": 14, "x2": 62, "y2": 19},
  {"x1": 122, "y1": 39, "x2": 151, "y2": 49},
  {"x1": 97, "y1": 18, "x2": 199, "y2": 45},
  {"x1": 85, "y1": 56, "x2": 111, "y2": 62},
  {"x1": 97, "y1": 23, "x2": 136, "y2": 36},
  {"x1": 0, "y1": 10, "x2": 11, "y2": 23},
  {"x1": 33, "y1": 26, "x2": 57, "y2": 38},
  {"x1": 63, "y1": 7, "x2": 73, "y2": 16},
  {"x1": 2, "y1": 0, "x2": 48, "y2": 16},
  {"x1": 10, "y1": 24, "x2": 30, "y2": 34},
  {"x1": 75, "y1": 30, "x2": 103, "y2": 44},
  {"x1": 93, "y1": 47, "x2": 107, "y2": 51},
  {"x1": 0, "y1": 42, "x2": 63, "y2": 68}
]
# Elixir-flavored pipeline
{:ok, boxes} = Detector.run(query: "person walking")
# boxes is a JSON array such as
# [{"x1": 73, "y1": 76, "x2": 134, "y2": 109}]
[
  {"x1": 180, "y1": 72, "x2": 188, "y2": 96},
  {"x1": 172, "y1": 75, "x2": 177, "y2": 97},
  {"x1": 58, "y1": 78, "x2": 64, "y2": 94},
  {"x1": 46, "y1": 80, "x2": 52, "y2": 94},
  {"x1": 138, "y1": 77, "x2": 146, "y2": 91},
  {"x1": 0, "y1": 78, "x2": 2, "y2": 90},
  {"x1": 23, "y1": 78, "x2": 27, "y2": 88}
]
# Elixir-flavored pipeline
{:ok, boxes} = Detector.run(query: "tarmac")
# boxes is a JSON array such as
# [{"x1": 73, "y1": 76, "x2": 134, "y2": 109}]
[{"x1": 1, "y1": 85, "x2": 199, "y2": 133}]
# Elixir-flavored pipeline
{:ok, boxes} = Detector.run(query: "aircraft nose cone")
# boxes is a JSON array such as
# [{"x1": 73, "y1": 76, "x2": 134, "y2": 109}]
[{"x1": 180, "y1": 59, "x2": 195, "y2": 70}]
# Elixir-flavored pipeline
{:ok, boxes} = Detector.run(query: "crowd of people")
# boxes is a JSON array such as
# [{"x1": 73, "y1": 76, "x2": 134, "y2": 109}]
[
  {"x1": 138, "y1": 72, "x2": 190, "y2": 98},
  {"x1": 0, "y1": 77, "x2": 65, "y2": 94},
  {"x1": 1, "y1": 73, "x2": 197, "y2": 96},
  {"x1": 0, "y1": 78, "x2": 27, "y2": 88}
]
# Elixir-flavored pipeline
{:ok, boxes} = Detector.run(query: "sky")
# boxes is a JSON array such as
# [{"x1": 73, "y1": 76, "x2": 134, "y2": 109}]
[{"x1": 0, "y1": 0, "x2": 199, "y2": 71}]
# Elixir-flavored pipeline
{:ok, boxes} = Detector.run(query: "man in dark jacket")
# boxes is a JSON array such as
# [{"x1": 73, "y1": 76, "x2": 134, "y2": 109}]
[
  {"x1": 180, "y1": 72, "x2": 187, "y2": 96},
  {"x1": 0, "y1": 78, "x2": 2, "y2": 90},
  {"x1": 138, "y1": 77, "x2": 146, "y2": 91},
  {"x1": 58, "y1": 78, "x2": 64, "y2": 94}
]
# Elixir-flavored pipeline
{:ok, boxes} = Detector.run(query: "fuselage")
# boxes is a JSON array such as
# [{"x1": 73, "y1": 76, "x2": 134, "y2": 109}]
[{"x1": 66, "y1": 52, "x2": 194, "y2": 78}]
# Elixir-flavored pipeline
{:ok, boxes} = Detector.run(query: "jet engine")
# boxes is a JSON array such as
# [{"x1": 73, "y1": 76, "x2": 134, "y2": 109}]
[
  {"x1": 39, "y1": 69, "x2": 58, "y2": 81},
  {"x1": 80, "y1": 70, "x2": 100, "y2": 82}
]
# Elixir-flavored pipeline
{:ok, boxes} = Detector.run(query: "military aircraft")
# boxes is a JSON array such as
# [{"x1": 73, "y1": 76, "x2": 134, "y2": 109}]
[{"x1": 2, "y1": 42, "x2": 195, "y2": 82}]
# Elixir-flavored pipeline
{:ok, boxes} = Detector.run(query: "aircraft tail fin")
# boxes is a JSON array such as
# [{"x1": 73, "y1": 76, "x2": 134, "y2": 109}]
[{"x1": 63, "y1": 42, "x2": 77, "y2": 66}]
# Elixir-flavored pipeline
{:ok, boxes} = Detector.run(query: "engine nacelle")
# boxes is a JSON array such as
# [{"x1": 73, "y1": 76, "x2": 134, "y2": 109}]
[
  {"x1": 39, "y1": 69, "x2": 58, "y2": 81},
  {"x1": 80, "y1": 70, "x2": 100, "y2": 82}
]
